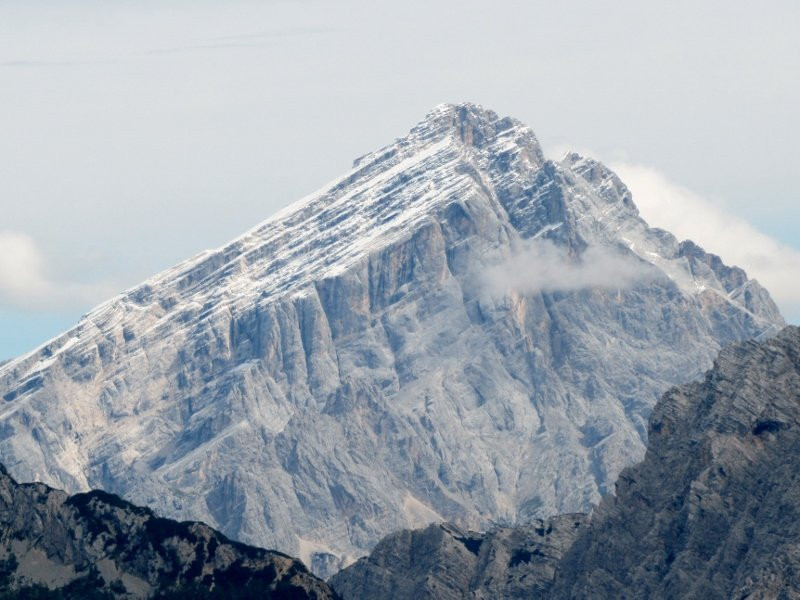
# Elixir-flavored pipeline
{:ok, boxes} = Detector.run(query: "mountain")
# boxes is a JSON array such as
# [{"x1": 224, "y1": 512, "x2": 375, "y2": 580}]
[
  {"x1": 329, "y1": 326, "x2": 800, "y2": 599},
  {"x1": 0, "y1": 463, "x2": 335, "y2": 599},
  {"x1": 328, "y1": 516, "x2": 588, "y2": 599},
  {"x1": 0, "y1": 103, "x2": 784, "y2": 575}
]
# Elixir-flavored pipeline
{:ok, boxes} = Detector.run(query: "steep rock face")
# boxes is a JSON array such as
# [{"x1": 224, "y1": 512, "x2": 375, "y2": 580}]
[
  {"x1": 329, "y1": 515, "x2": 587, "y2": 599},
  {"x1": 0, "y1": 464, "x2": 335, "y2": 599},
  {"x1": 0, "y1": 104, "x2": 784, "y2": 575},
  {"x1": 551, "y1": 325, "x2": 800, "y2": 599}
]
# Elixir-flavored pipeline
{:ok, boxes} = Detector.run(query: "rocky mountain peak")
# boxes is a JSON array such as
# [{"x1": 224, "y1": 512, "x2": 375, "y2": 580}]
[
  {"x1": 0, "y1": 104, "x2": 784, "y2": 576},
  {"x1": 353, "y1": 102, "x2": 544, "y2": 171},
  {"x1": 422, "y1": 102, "x2": 541, "y2": 153}
]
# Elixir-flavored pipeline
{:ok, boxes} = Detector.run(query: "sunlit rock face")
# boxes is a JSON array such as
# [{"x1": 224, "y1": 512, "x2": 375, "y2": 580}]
[{"x1": 0, "y1": 103, "x2": 783, "y2": 576}]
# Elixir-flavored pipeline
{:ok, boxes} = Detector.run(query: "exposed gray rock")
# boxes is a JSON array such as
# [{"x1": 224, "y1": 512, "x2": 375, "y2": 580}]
[
  {"x1": 0, "y1": 463, "x2": 335, "y2": 599},
  {"x1": 329, "y1": 515, "x2": 587, "y2": 599},
  {"x1": 551, "y1": 325, "x2": 800, "y2": 599},
  {"x1": 0, "y1": 103, "x2": 784, "y2": 576}
]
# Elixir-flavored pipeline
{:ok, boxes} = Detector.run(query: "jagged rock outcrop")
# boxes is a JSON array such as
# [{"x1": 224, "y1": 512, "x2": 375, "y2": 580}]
[
  {"x1": 0, "y1": 103, "x2": 784, "y2": 575},
  {"x1": 329, "y1": 515, "x2": 587, "y2": 599},
  {"x1": 0, "y1": 464, "x2": 335, "y2": 599},
  {"x1": 550, "y1": 325, "x2": 800, "y2": 599}
]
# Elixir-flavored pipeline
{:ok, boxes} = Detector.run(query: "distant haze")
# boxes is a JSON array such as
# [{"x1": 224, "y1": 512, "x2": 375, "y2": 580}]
[{"x1": 0, "y1": 0, "x2": 797, "y2": 359}]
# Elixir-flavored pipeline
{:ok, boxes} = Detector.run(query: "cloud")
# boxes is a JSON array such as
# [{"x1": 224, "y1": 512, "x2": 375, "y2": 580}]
[
  {"x1": 0, "y1": 231, "x2": 114, "y2": 312},
  {"x1": 483, "y1": 239, "x2": 656, "y2": 296},
  {"x1": 611, "y1": 163, "x2": 800, "y2": 322}
]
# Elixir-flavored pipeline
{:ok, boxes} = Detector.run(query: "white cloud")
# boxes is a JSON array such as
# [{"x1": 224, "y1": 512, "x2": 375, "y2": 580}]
[
  {"x1": 484, "y1": 239, "x2": 655, "y2": 295},
  {"x1": 611, "y1": 163, "x2": 800, "y2": 322},
  {"x1": 0, "y1": 231, "x2": 114, "y2": 311}
]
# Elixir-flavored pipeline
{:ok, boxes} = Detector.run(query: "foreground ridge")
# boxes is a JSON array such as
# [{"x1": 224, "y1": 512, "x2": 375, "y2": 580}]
[
  {"x1": 328, "y1": 516, "x2": 588, "y2": 598},
  {"x1": 0, "y1": 464, "x2": 335, "y2": 599},
  {"x1": 0, "y1": 103, "x2": 784, "y2": 575},
  {"x1": 551, "y1": 325, "x2": 800, "y2": 598}
]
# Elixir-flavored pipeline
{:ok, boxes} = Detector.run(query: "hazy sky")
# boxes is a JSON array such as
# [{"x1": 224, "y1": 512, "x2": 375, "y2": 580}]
[{"x1": 1, "y1": 0, "x2": 798, "y2": 360}]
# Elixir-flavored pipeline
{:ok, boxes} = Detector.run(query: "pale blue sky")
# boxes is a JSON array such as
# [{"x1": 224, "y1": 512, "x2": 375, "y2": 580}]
[{"x1": 1, "y1": 0, "x2": 798, "y2": 360}]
